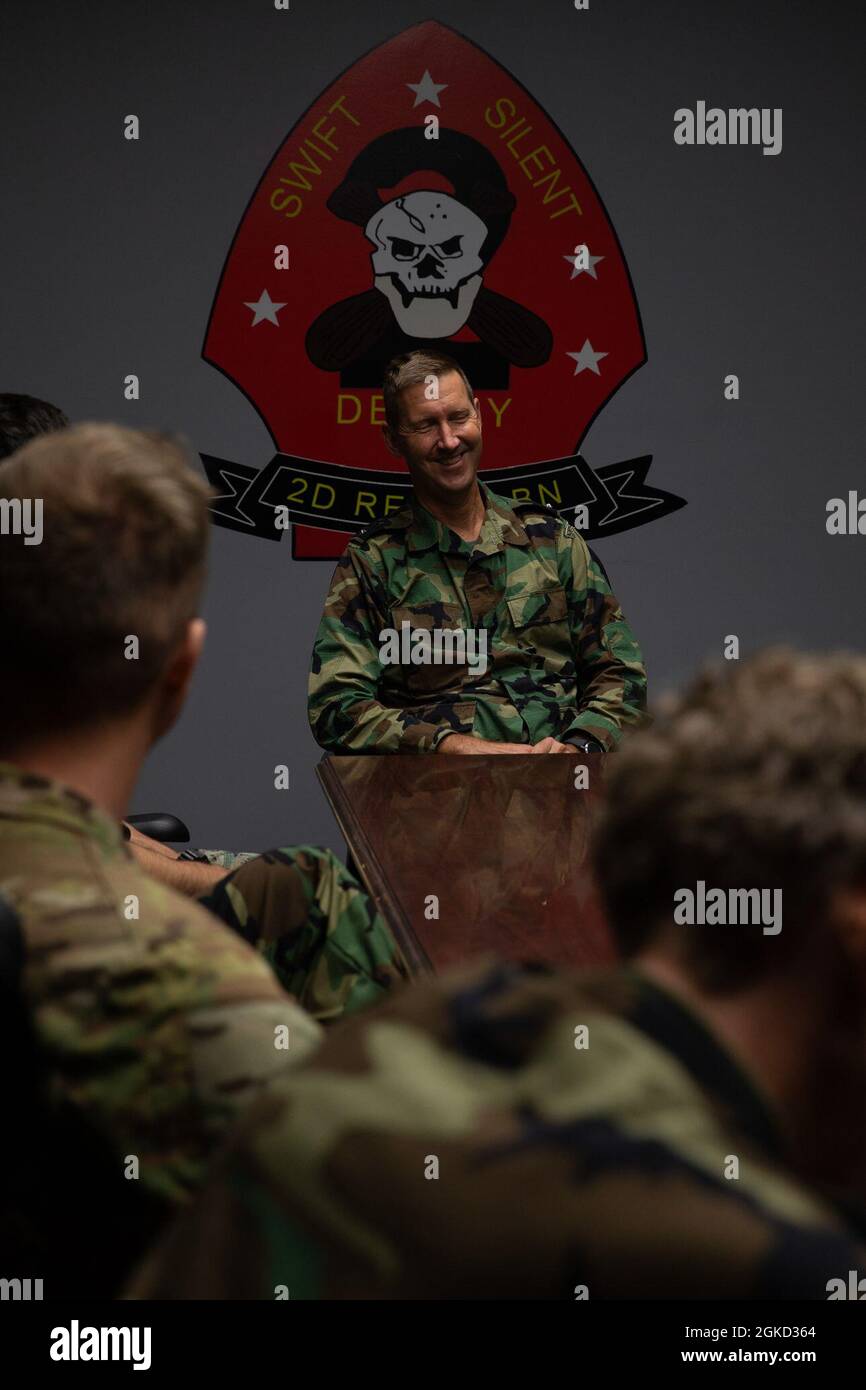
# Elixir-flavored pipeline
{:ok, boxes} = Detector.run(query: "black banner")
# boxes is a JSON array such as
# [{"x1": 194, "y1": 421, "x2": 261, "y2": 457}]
[
  {"x1": 3, "y1": 1298, "x2": 859, "y2": 1375},
  {"x1": 201, "y1": 449, "x2": 686, "y2": 551}
]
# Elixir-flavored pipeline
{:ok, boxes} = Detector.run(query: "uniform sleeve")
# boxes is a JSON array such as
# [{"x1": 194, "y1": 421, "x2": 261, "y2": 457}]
[
  {"x1": 22, "y1": 869, "x2": 322, "y2": 1209},
  {"x1": 196, "y1": 844, "x2": 409, "y2": 1022},
  {"x1": 558, "y1": 531, "x2": 647, "y2": 750},
  {"x1": 307, "y1": 543, "x2": 463, "y2": 753}
]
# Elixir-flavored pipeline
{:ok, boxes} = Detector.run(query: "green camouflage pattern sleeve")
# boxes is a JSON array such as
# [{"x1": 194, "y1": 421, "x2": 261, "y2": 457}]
[
  {"x1": 308, "y1": 543, "x2": 466, "y2": 754},
  {"x1": 0, "y1": 775, "x2": 322, "y2": 1211},
  {"x1": 197, "y1": 844, "x2": 409, "y2": 1022},
  {"x1": 23, "y1": 875, "x2": 322, "y2": 1209},
  {"x1": 557, "y1": 529, "x2": 647, "y2": 749}
]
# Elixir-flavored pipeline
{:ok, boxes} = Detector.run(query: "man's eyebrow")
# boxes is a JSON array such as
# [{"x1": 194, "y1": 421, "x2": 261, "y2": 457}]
[
  {"x1": 404, "y1": 403, "x2": 472, "y2": 425},
  {"x1": 411, "y1": 410, "x2": 469, "y2": 424}
]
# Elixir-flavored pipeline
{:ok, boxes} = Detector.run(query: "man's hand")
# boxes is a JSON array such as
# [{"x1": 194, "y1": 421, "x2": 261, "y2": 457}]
[
  {"x1": 123, "y1": 824, "x2": 178, "y2": 858},
  {"x1": 437, "y1": 733, "x2": 533, "y2": 755},
  {"x1": 529, "y1": 737, "x2": 578, "y2": 754},
  {"x1": 122, "y1": 825, "x2": 229, "y2": 894},
  {"x1": 132, "y1": 845, "x2": 229, "y2": 894}
]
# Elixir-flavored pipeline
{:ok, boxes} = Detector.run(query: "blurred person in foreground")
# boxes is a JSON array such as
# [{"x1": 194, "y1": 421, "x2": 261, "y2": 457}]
[
  {"x1": 133, "y1": 649, "x2": 866, "y2": 1299},
  {"x1": 0, "y1": 424, "x2": 405, "y2": 1294},
  {"x1": 0, "y1": 389, "x2": 266, "y2": 884},
  {"x1": 0, "y1": 390, "x2": 69, "y2": 458}
]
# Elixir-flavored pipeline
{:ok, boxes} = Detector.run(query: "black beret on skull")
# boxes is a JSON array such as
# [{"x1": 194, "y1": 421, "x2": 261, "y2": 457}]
[
  {"x1": 307, "y1": 126, "x2": 551, "y2": 377},
  {"x1": 327, "y1": 127, "x2": 517, "y2": 265}
]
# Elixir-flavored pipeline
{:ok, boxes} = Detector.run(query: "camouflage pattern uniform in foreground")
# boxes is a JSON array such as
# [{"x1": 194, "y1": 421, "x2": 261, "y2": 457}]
[
  {"x1": 0, "y1": 763, "x2": 405, "y2": 1215},
  {"x1": 129, "y1": 960, "x2": 866, "y2": 1299},
  {"x1": 309, "y1": 484, "x2": 647, "y2": 752}
]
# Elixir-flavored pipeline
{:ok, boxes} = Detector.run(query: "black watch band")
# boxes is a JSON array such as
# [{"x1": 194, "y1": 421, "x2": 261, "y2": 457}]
[{"x1": 564, "y1": 735, "x2": 605, "y2": 753}]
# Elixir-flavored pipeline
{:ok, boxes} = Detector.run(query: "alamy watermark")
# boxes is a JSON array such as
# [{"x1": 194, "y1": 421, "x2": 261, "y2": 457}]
[
  {"x1": 1, "y1": 1276, "x2": 43, "y2": 1300},
  {"x1": 674, "y1": 103, "x2": 782, "y2": 157},
  {"x1": 0, "y1": 497, "x2": 43, "y2": 545},
  {"x1": 50, "y1": 1320, "x2": 152, "y2": 1370},
  {"x1": 827, "y1": 1270, "x2": 866, "y2": 1299},
  {"x1": 674, "y1": 881, "x2": 782, "y2": 936},
  {"x1": 379, "y1": 621, "x2": 487, "y2": 676}
]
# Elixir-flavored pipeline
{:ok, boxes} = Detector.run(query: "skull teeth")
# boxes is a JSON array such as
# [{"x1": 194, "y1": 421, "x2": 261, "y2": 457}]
[{"x1": 391, "y1": 279, "x2": 463, "y2": 309}]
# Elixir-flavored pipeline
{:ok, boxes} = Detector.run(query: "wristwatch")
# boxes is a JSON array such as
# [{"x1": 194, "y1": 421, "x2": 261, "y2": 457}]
[{"x1": 563, "y1": 734, "x2": 605, "y2": 754}]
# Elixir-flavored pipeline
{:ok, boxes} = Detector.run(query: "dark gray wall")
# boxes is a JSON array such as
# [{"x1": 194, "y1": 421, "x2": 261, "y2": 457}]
[{"x1": 2, "y1": 0, "x2": 863, "y2": 851}]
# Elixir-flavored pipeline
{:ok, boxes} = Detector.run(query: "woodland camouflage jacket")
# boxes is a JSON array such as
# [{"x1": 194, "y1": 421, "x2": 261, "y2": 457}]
[
  {"x1": 128, "y1": 959, "x2": 866, "y2": 1300},
  {"x1": 308, "y1": 484, "x2": 647, "y2": 753}
]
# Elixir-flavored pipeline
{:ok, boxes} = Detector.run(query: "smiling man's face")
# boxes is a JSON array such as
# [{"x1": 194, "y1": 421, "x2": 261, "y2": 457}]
[{"x1": 384, "y1": 370, "x2": 483, "y2": 507}]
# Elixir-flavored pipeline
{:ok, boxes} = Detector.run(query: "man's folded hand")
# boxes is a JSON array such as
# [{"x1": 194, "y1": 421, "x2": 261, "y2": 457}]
[
  {"x1": 436, "y1": 734, "x2": 533, "y2": 755},
  {"x1": 529, "y1": 737, "x2": 576, "y2": 754}
]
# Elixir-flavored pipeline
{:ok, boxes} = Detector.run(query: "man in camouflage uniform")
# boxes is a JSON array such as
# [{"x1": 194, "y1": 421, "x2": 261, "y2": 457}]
[
  {"x1": 133, "y1": 650, "x2": 866, "y2": 1299},
  {"x1": 309, "y1": 350, "x2": 646, "y2": 755},
  {"x1": 0, "y1": 424, "x2": 405, "y2": 1287}
]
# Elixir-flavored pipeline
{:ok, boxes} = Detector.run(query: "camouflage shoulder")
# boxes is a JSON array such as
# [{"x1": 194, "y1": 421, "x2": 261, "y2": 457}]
[
  {"x1": 495, "y1": 490, "x2": 584, "y2": 543},
  {"x1": 348, "y1": 504, "x2": 415, "y2": 553}
]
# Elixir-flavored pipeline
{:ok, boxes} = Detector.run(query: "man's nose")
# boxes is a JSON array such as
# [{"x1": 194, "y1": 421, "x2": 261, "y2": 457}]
[{"x1": 433, "y1": 420, "x2": 461, "y2": 451}]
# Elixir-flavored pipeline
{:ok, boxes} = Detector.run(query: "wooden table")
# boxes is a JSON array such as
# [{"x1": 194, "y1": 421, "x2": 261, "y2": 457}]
[{"x1": 317, "y1": 753, "x2": 616, "y2": 976}]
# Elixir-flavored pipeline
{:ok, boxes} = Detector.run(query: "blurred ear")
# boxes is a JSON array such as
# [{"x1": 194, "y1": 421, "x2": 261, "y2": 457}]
[
  {"x1": 151, "y1": 618, "x2": 206, "y2": 743},
  {"x1": 828, "y1": 885, "x2": 866, "y2": 973}
]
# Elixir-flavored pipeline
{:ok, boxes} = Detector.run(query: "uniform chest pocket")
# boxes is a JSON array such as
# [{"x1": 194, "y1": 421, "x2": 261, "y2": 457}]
[
  {"x1": 505, "y1": 585, "x2": 568, "y2": 630},
  {"x1": 389, "y1": 600, "x2": 466, "y2": 633},
  {"x1": 385, "y1": 601, "x2": 475, "y2": 697}
]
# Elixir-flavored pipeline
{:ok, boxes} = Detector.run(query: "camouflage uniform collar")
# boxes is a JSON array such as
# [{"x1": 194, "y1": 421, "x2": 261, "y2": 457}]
[
  {"x1": 0, "y1": 761, "x2": 126, "y2": 856},
  {"x1": 624, "y1": 967, "x2": 783, "y2": 1160},
  {"x1": 406, "y1": 482, "x2": 530, "y2": 555}
]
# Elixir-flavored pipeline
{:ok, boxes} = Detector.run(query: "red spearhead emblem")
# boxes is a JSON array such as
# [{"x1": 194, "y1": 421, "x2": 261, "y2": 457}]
[{"x1": 203, "y1": 19, "x2": 684, "y2": 558}]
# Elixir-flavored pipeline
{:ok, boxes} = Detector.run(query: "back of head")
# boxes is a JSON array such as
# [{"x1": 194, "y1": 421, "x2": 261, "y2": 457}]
[
  {"x1": 593, "y1": 648, "x2": 866, "y2": 992},
  {"x1": 0, "y1": 392, "x2": 69, "y2": 461},
  {"x1": 0, "y1": 423, "x2": 212, "y2": 747}
]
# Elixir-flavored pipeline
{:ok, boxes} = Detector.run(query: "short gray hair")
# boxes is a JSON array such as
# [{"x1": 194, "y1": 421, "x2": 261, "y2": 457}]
[{"x1": 382, "y1": 350, "x2": 474, "y2": 434}]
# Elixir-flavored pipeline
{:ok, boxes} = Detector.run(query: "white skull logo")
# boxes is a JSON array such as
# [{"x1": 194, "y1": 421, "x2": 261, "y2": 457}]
[{"x1": 365, "y1": 191, "x2": 488, "y2": 337}]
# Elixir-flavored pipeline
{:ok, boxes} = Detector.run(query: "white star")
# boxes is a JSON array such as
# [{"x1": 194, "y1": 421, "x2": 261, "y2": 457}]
[
  {"x1": 563, "y1": 249, "x2": 604, "y2": 280},
  {"x1": 406, "y1": 69, "x2": 448, "y2": 107},
  {"x1": 243, "y1": 290, "x2": 287, "y2": 326},
  {"x1": 567, "y1": 340, "x2": 608, "y2": 376}
]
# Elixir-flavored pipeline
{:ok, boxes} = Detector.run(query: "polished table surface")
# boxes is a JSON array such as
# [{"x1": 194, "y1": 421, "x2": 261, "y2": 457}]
[{"x1": 317, "y1": 753, "x2": 615, "y2": 976}]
